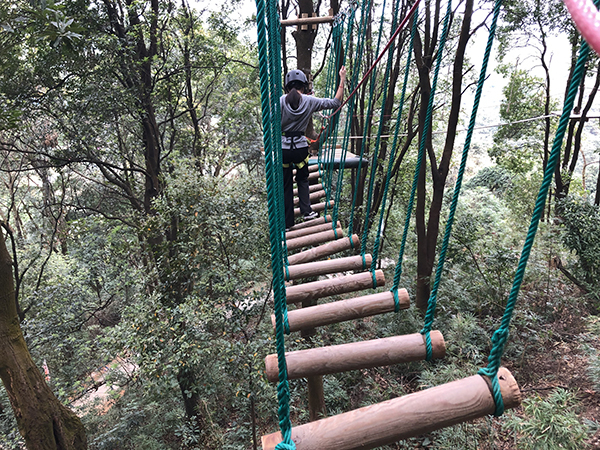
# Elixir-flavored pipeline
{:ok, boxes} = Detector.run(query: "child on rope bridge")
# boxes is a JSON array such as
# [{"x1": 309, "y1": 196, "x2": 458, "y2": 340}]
[{"x1": 281, "y1": 66, "x2": 346, "y2": 230}]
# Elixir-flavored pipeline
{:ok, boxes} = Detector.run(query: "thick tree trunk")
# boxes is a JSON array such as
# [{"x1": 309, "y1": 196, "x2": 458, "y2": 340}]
[{"x1": 0, "y1": 231, "x2": 87, "y2": 449}]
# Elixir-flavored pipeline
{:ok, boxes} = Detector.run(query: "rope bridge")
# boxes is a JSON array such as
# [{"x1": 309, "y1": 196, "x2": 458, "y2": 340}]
[{"x1": 254, "y1": 0, "x2": 598, "y2": 447}]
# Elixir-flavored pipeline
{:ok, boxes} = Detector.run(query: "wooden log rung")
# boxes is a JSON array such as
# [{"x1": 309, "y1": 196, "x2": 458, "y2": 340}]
[
  {"x1": 274, "y1": 289, "x2": 409, "y2": 332},
  {"x1": 288, "y1": 234, "x2": 359, "y2": 265},
  {"x1": 294, "y1": 189, "x2": 326, "y2": 206},
  {"x1": 261, "y1": 367, "x2": 521, "y2": 450},
  {"x1": 285, "y1": 254, "x2": 371, "y2": 281},
  {"x1": 285, "y1": 270, "x2": 384, "y2": 304},
  {"x1": 265, "y1": 331, "x2": 445, "y2": 382},
  {"x1": 288, "y1": 215, "x2": 331, "y2": 231},
  {"x1": 294, "y1": 200, "x2": 333, "y2": 217},
  {"x1": 293, "y1": 183, "x2": 324, "y2": 196},
  {"x1": 286, "y1": 221, "x2": 341, "y2": 240},
  {"x1": 286, "y1": 228, "x2": 344, "y2": 251},
  {"x1": 293, "y1": 164, "x2": 320, "y2": 174},
  {"x1": 280, "y1": 13, "x2": 334, "y2": 27}
]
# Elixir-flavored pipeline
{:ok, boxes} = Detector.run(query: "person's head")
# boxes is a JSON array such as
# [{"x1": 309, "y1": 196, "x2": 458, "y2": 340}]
[{"x1": 285, "y1": 70, "x2": 308, "y2": 110}]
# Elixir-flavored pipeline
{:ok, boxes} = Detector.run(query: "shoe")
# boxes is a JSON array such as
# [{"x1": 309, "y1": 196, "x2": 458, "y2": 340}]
[{"x1": 303, "y1": 211, "x2": 319, "y2": 221}]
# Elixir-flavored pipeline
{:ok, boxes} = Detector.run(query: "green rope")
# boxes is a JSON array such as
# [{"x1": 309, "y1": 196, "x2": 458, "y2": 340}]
[
  {"x1": 390, "y1": 0, "x2": 452, "y2": 302},
  {"x1": 332, "y1": 0, "x2": 371, "y2": 231},
  {"x1": 372, "y1": 11, "x2": 417, "y2": 311},
  {"x1": 349, "y1": 0, "x2": 388, "y2": 249},
  {"x1": 478, "y1": 23, "x2": 592, "y2": 418},
  {"x1": 420, "y1": 0, "x2": 501, "y2": 360},
  {"x1": 361, "y1": 0, "x2": 404, "y2": 288},
  {"x1": 320, "y1": 13, "x2": 350, "y2": 227},
  {"x1": 254, "y1": 0, "x2": 294, "y2": 446}
]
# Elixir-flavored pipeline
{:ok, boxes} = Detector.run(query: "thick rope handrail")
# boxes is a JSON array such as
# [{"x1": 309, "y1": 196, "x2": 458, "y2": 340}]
[
  {"x1": 255, "y1": 0, "x2": 294, "y2": 446},
  {"x1": 478, "y1": 8, "x2": 594, "y2": 417}
]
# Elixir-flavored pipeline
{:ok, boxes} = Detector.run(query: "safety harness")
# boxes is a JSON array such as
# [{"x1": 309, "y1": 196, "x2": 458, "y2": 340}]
[{"x1": 282, "y1": 130, "x2": 310, "y2": 169}]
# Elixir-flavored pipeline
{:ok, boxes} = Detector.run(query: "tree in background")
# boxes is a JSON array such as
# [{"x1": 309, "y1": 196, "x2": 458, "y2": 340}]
[
  {"x1": 497, "y1": 0, "x2": 600, "y2": 208},
  {"x1": 490, "y1": 67, "x2": 556, "y2": 175},
  {"x1": 0, "y1": 0, "x2": 264, "y2": 446},
  {"x1": 0, "y1": 226, "x2": 87, "y2": 449}
]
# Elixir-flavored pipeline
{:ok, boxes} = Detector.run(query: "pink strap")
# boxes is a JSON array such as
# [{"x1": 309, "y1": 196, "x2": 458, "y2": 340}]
[{"x1": 563, "y1": 0, "x2": 600, "y2": 55}]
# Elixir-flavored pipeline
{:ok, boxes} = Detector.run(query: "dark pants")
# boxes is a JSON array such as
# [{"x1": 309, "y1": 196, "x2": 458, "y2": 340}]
[{"x1": 283, "y1": 147, "x2": 312, "y2": 229}]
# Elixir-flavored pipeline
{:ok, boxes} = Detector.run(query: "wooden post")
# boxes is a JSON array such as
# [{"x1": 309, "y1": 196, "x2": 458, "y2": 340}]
[
  {"x1": 286, "y1": 228, "x2": 344, "y2": 251},
  {"x1": 285, "y1": 255, "x2": 371, "y2": 281},
  {"x1": 288, "y1": 235, "x2": 360, "y2": 265},
  {"x1": 307, "y1": 375, "x2": 326, "y2": 421},
  {"x1": 273, "y1": 290, "x2": 410, "y2": 332},
  {"x1": 265, "y1": 331, "x2": 445, "y2": 382},
  {"x1": 286, "y1": 270, "x2": 385, "y2": 304},
  {"x1": 261, "y1": 367, "x2": 521, "y2": 450}
]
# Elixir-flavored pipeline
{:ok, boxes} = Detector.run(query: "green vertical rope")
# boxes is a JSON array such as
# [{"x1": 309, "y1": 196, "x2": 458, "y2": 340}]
[
  {"x1": 420, "y1": 0, "x2": 502, "y2": 360},
  {"x1": 349, "y1": 0, "x2": 388, "y2": 249},
  {"x1": 478, "y1": 26, "x2": 593, "y2": 419},
  {"x1": 320, "y1": 13, "x2": 350, "y2": 227},
  {"x1": 361, "y1": 0, "x2": 403, "y2": 287},
  {"x1": 254, "y1": 0, "x2": 294, "y2": 446},
  {"x1": 371, "y1": 10, "x2": 417, "y2": 311},
  {"x1": 332, "y1": 0, "x2": 371, "y2": 239},
  {"x1": 391, "y1": 0, "x2": 452, "y2": 300}
]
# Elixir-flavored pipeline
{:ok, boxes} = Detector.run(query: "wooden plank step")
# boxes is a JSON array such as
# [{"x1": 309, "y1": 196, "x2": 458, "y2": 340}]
[
  {"x1": 265, "y1": 331, "x2": 445, "y2": 382},
  {"x1": 273, "y1": 290, "x2": 409, "y2": 332},
  {"x1": 294, "y1": 189, "x2": 326, "y2": 206},
  {"x1": 286, "y1": 228, "x2": 344, "y2": 251},
  {"x1": 286, "y1": 221, "x2": 341, "y2": 240},
  {"x1": 285, "y1": 254, "x2": 371, "y2": 281},
  {"x1": 288, "y1": 235, "x2": 359, "y2": 265},
  {"x1": 294, "y1": 200, "x2": 333, "y2": 217},
  {"x1": 261, "y1": 367, "x2": 521, "y2": 450},
  {"x1": 285, "y1": 270, "x2": 384, "y2": 304}
]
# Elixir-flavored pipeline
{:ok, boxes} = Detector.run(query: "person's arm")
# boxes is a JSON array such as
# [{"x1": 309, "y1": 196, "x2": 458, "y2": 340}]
[{"x1": 334, "y1": 66, "x2": 346, "y2": 103}]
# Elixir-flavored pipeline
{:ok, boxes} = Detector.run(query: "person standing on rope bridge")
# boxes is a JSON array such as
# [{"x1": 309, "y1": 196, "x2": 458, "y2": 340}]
[{"x1": 281, "y1": 66, "x2": 346, "y2": 230}]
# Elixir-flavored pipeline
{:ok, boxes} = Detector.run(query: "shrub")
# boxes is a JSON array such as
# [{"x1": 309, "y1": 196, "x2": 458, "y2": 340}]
[{"x1": 503, "y1": 388, "x2": 588, "y2": 450}]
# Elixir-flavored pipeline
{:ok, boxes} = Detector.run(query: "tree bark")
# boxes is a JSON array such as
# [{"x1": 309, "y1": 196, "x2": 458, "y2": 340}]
[
  {"x1": 0, "y1": 230, "x2": 87, "y2": 449},
  {"x1": 414, "y1": 0, "x2": 473, "y2": 310}
]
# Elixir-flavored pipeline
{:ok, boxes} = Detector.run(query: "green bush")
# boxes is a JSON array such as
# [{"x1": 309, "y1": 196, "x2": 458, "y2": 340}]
[{"x1": 503, "y1": 388, "x2": 588, "y2": 449}]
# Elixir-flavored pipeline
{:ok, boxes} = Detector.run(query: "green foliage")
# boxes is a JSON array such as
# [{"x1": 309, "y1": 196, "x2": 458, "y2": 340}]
[
  {"x1": 490, "y1": 67, "x2": 556, "y2": 174},
  {"x1": 503, "y1": 389, "x2": 588, "y2": 450},
  {"x1": 559, "y1": 197, "x2": 600, "y2": 297},
  {"x1": 465, "y1": 166, "x2": 513, "y2": 196}
]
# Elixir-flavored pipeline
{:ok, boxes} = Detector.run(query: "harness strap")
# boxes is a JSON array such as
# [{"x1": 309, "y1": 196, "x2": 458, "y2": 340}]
[
  {"x1": 282, "y1": 155, "x2": 309, "y2": 169},
  {"x1": 282, "y1": 130, "x2": 309, "y2": 169}
]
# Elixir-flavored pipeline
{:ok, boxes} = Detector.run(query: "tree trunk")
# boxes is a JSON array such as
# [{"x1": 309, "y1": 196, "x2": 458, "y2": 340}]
[
  {"x1": 414, "y1": 0, "x2": 473, "y2": 310},
  {"x1": 0, "y1": 230, "x2": 87, "y2": 449}
]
